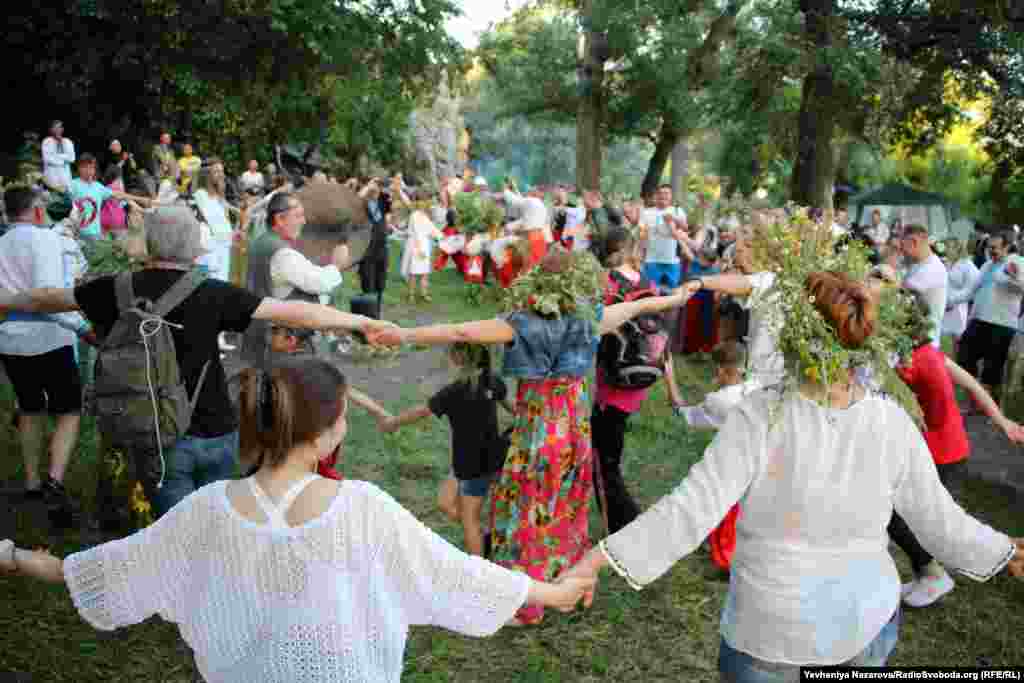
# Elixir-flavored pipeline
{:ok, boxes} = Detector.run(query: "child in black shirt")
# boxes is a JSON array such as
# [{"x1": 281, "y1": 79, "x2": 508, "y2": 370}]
[{"x1": 383, "y1": 343, "x2": 512, "y2": 556}]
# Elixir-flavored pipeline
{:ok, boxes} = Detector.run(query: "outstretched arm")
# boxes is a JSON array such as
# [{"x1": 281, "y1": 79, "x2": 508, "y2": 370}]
[
  {"x1": 0, "y1": 288, "x2": 80, "y2": 315},
  {"x1": 348, "y1": 388, "x2": 393, "y2": 426},
  {"x1": 251, "y1": 299, "x2": 374, "y2": 334},
  {"x1": 0, "y1": 541, "x2": 64, "y2": 584},
  {"x1": 381, "y1": 404, "x2": 433, "y2": 433},
  {"x1": 598, "y1": 290, "x2": 688, "y2": 335},
  {"x1": 945, "y1": 357, "x2": 1024, "y2": 443},
  {"x1": 375, "y1": 318, "x2": 517, "y2": 347}
]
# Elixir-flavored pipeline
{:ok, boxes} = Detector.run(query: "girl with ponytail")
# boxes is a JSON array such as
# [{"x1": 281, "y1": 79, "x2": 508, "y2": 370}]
[{"x1": 1, "y1": 356, "x2": 595, "y2": 682}]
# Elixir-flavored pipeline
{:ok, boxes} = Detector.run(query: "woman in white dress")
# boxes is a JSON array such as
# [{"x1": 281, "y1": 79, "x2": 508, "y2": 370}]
[
  {"x1": 400, "y1": 210, "x2": 442, "y2": 302},
  {"x1": 942, "y1": 239, "x2": 980, "y2": 357},
  {"x1": 0, "y1": 357, "x2": 593, "y2": 683},
  {"x1": 563, "y1": 271, "x2": 1024, "y2": 681}
]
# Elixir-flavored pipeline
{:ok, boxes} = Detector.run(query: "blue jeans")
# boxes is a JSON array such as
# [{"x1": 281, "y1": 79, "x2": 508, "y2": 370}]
[
  {"x1": 718, "y1": 610, "x2": 900, "y2": 683},
  {"x1": 140, "y1": 432, "x2": 239, "y2": 517},
  {"x1": 643, "y1": 262, "x2": 682, "y2": 290}
]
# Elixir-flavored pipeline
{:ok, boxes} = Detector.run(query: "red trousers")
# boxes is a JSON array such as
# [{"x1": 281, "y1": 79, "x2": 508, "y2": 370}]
[
  {"x1": 709, "y1": 503, "x2": 740, "y2": 570},
  {"x1": 434, "y1": 227, "x2": 468, "y2": 273}
]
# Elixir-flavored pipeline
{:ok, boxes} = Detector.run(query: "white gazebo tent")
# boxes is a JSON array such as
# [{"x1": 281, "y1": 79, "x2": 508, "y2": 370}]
[{"x1": 849, "y1": 183, "x2": 958, "y2": 240}]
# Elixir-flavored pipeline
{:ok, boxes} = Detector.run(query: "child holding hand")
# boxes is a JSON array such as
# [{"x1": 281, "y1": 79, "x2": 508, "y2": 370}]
[
  {"x1": 666, "y1": 341, "x2": 762, "y2": 572},
  {"x1": 382, "y1": 343, "x2": 513, "y2": 556}
]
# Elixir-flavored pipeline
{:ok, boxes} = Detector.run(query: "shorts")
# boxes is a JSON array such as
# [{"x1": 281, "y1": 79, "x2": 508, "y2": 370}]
[
  {"x1": 643, "y1": 262, "x2": 682, "y2": 290},
  {"x1": 458, "y1": 472, "x2": 496, "y2": 498},
  {"x1": 0, "y1": 345, "x2": 82, "y2": 415}
]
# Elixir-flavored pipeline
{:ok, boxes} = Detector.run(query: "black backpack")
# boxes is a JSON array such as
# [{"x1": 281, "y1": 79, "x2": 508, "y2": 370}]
[{"x1": 597, "y1": 271, "x2": 669, "y2": 389}]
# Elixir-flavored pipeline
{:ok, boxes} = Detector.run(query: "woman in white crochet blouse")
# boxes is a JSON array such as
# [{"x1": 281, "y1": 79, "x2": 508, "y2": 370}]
[
  {"x1": 564, "y1": 271, "x2": 1024, "y2": 682},
  {"x1": 0, "y1": 357, "x2": 594, "y2": 683}
]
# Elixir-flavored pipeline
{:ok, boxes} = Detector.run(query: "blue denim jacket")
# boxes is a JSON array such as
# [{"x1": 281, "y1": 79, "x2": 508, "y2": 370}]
[{"x1": 501, "y1": 307, "x2": 601, "y2": 380}]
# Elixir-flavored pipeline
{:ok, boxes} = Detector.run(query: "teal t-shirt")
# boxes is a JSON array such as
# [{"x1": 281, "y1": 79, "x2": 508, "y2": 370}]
[{"x1": 68, "y1": 179, "x2": 114, "y2": 239}]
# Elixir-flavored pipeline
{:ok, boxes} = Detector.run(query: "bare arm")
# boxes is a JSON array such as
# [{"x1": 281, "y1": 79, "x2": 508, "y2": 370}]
[
  {"x1": 398, "y1": 318, "x2": 517, "y2": 346},
  {"x1": 381, "y1": 404, "x2": 433, "y2": 433},
  {"x1": 251, "y1": 299, "x2": 374, "y2": 334},
  {"x1": 0, "y1": 288, "x2": 80, "y2": 315},
  {"x1": 696, "y1": 273, "x2": 755, "y2": 298},
  {"x1": 663, "y1": 353, "x2": 684, "y2": 406},
  {"x1": 348, "y1": 388, "x2": 392, "y2": 423},
  {"x1": 944, "y1": 357, "x2": 1024, "y2": 442},
  {"x1": 598, "y1": 291, "x2": 688, "y2": 336}
]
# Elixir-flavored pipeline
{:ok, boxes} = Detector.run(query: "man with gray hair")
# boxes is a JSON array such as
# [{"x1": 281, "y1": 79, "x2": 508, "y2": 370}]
[
  {"x1": 241, "y1": 192, "x2": 351, "y2": 368},
  {"x1": 0, "y1": 204, "x2": 378, "y2": 524},
  {"x1": 0, "y1": 186, "x2": 92, "y2": 518}
]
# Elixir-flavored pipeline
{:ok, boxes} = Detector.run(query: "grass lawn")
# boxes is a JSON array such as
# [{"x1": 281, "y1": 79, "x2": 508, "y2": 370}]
[{"x1": 1, "y1": 253, "x2": 1023, "y2": 682}]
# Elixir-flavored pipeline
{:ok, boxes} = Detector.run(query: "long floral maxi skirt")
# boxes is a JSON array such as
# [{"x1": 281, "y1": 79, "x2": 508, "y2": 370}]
[{"x1": 490, "y1": 376, "x2": 594, "y2": 623}]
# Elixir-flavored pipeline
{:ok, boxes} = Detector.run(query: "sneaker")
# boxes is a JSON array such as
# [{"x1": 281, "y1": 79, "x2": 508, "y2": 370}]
[
  {"x1": 903, "y1": 568, "x2": 955, "y2": 607},
  {"x1": 218, "y1": 334, "x2": 236, "y2": 351}
]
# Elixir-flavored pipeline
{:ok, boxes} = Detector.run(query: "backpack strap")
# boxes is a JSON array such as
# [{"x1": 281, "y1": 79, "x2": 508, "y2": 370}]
[
  {"x1": 152, "y1": 269, "x2": 207, "y2": 318},
  {"x1": 114, "y1": 272, "x2": 137, "y2": 315}
]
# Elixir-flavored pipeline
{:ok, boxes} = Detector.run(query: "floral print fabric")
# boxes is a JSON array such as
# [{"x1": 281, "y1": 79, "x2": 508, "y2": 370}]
[{"x1": 489, "y1": 376, "x2": 593, "y2": 623}]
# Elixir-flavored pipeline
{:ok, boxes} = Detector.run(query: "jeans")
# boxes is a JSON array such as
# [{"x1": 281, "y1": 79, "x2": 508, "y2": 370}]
[
  {"x1": 591, "y1": 404, "x2": 641, "y2": 534},
  {"x1": 137, "y1": 431, "x2": 240, "y2": 518},
  {"x1": 887, "y1": 460, "x2": 966, "y2": 574},
  {"x1": 718, "y1": 610, "x2": 900, "y2": 683}
]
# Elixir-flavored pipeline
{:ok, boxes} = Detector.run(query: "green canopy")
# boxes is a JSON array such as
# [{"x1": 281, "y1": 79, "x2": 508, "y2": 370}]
[{"x1": 849, "y1": 183, "x2": 958, "y2": 239}]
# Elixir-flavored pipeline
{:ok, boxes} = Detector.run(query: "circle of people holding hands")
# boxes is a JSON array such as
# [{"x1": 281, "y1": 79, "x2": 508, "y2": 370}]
[{"x1": 1, "y1": 121, "x2": 1024, "y2": 683}]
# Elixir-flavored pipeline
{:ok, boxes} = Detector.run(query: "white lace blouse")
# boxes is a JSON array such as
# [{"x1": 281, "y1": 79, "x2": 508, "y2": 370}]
[
  {"x1": 600, "y1": 390, "x2": 1015, "y2": 666},
  {"x1": 63, "y1": 479, "x2": 530, "y2": 682}
]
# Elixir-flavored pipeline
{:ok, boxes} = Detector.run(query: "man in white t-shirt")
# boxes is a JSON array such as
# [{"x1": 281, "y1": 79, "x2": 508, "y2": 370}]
[
  {"x1": 900, "y1": 224, "x2": 948, "y2": 349},
  {"x1": 866, "y1": 209, "x2": 889, "y2": 248},
  {"x1": 640, "y1": 184, "x2": 688, "y2": 290},
  {"x1": 0, "y1": 187, "x2": 91, "y2": 511}
]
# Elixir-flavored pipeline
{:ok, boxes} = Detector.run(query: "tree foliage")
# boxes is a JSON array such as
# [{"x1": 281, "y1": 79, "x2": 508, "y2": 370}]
[{"x1": 3, "y1": 0, "x2": 464, "y2": 175}]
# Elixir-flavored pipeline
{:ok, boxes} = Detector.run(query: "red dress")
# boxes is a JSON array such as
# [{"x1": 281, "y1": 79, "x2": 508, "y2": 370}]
[{"x1": 896, "y1": 344, "x2": 970, "y2": 465}]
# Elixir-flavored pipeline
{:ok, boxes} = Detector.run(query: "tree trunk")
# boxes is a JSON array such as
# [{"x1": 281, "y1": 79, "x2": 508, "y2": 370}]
[
  {"x1": 641, "y1": 128, "x2": 679, "y2": 198},
  {"x1": 790, "y1": 0, "x2": 837, "y2": 211},
  {"x1": 576, "y1": 0, "x2": 604, "y2": 191},
  {"x1": 670, "y1": 139, "x2": 689, "y2": 200}
]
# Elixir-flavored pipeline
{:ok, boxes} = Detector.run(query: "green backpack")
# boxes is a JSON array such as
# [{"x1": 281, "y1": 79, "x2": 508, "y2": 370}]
[{"x1": 93, "y1": 270, "x2": 211, "y2": 479}]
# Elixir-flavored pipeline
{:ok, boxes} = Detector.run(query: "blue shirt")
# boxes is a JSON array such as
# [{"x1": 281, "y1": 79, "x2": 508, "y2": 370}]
[{"x1": 68, "y1": 179, "x2": 114, "y2": 239}]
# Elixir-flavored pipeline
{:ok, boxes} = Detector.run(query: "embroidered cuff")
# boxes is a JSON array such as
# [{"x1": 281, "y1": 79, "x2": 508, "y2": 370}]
[
  {"x1": 598, "y1": 539, "x2": 644, "y2": 591},
  {"x1": 957, "y1": 540, "x2": 1017, "y2": 583}
]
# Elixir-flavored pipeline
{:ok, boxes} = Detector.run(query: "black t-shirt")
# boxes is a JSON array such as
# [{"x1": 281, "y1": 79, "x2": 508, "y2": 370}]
[
  {"x1": 428, "y1": 374, "x2": 508, "y2": 480},
  {"x1": 75, "y1": 270, "x2": 263, "y2": 438}
]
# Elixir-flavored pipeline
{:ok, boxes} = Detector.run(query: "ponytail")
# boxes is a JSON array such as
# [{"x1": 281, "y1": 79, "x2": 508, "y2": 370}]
[{"x1": 239, "y1": 359, "x2": 347, "y2": 473}]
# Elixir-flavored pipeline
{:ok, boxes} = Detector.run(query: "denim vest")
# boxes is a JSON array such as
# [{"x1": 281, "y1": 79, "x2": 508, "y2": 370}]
[{"x1": 501, "y1": 308, "x2": 601, "y2": 380}]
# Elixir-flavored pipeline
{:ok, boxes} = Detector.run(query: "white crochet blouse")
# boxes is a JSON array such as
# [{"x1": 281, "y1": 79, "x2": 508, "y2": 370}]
[{"x1": 63, "y1": 478, "x2": 531, "y2": 682}]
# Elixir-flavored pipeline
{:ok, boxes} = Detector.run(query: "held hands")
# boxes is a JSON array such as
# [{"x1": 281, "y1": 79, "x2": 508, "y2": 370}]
[
  {"x1": 996, "y1": 417, "x2": 1024, "y2": 444},
  {"x1": 1008, "y1": 539, "x2": 1024, "y2": 578},
  {"x1": 364, "y1": 320, "x2": 405, "y2": 347},
  {"x1": 546, "y1": 576, "x2": 598, "y2": 612}
]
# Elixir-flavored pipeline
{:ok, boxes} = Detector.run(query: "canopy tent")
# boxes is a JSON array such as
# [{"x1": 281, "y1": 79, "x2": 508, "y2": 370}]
[{"x1": 849, "y1": 183, "x2": 958, "y2": 240}]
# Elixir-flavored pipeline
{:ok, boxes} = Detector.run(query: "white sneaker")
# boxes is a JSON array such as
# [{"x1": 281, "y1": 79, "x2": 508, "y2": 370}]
[
  {"x1": 218, "y1": 334, "x2": 236, "y2": 351},
  {"x1": 903, "y1": 568, "x2": 955, "y2": 607}
]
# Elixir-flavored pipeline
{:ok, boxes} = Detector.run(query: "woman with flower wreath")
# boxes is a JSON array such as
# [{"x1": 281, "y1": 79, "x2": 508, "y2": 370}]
[
  {"x1": 369, "y1": 247, "x2": 690, "y2": 625},
  {"x1": 562, "y1": 267, "x2": 1024, "y2": 680}
]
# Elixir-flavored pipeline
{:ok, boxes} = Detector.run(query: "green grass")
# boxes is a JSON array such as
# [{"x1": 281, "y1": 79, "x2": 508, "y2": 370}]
[{"x1": 2, "y1": 255, "x2": 1023, "y2": 681}]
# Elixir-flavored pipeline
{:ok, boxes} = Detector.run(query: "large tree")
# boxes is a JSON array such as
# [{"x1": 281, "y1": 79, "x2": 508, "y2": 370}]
[
  {"x1": 477, "y1": 0, "x2": 750, "y2": 193},
  {"x1": 2, "y1": 0, "x2": 462, "y2": 173}
]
